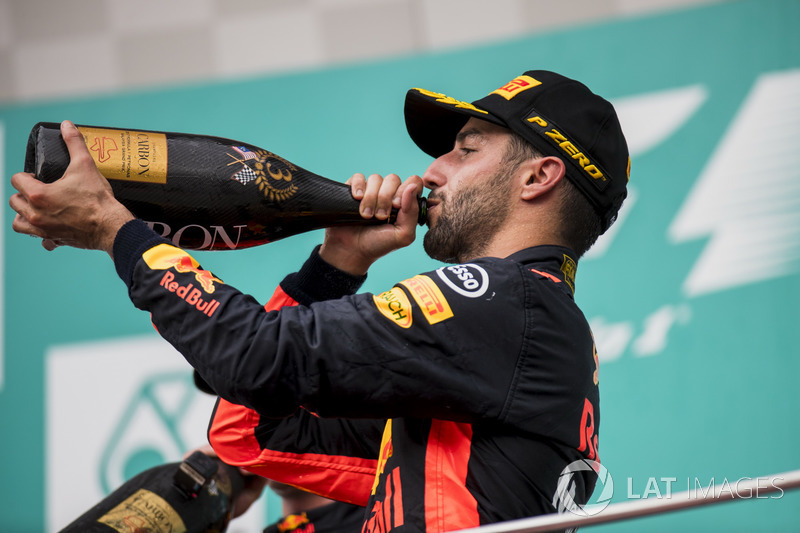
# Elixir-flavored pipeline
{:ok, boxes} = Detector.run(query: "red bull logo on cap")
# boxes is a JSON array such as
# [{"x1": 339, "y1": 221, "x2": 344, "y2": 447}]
[{"x1": 143, "y1": 244, "x2": 223, "y2": 317}]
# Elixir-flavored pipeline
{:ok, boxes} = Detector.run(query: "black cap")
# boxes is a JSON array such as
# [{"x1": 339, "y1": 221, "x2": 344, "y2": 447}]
[{"x1": 404, "y1": 70, "x2": 630, "y2": 233}]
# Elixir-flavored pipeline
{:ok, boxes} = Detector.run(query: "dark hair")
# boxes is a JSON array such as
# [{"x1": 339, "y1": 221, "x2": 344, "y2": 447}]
[
  {"x1": 503, "y1": 133, "x2": 603, "y2": 258},
  {"x1": 557, "y1": 178, "x2": 603, "y2": 257}
]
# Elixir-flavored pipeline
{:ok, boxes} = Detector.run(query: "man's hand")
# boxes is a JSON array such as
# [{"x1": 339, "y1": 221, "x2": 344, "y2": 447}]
[
  {"x1": 9, "y1": 120, "x2": 134, "y2": 256},
  {"x1": 184, "y1": 444, "x2": 268, "y2": 519},
  {"x1": 319, "y1": 173, "x2": 423, "y2": 275}
]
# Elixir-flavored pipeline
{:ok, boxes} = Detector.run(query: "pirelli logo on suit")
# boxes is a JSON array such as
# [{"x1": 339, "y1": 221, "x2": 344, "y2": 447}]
[{"x1": 400, "y1": 275, "x2": 453, "y2": 325}]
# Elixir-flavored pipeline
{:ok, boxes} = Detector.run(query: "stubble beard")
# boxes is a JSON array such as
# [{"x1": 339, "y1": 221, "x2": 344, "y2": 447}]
[{"x1": 423, "y1": 170, "x2": 513, "y2": 264}]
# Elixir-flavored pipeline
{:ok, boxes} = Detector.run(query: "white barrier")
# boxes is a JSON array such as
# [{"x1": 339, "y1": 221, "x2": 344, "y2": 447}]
[{"x1": 456, "y1": 469, "x2": 800, "y2": 533}]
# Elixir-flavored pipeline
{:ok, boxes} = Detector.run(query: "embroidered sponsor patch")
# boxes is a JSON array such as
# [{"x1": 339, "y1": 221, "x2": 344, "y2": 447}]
[
  {"x1": 490, "y1": 75, "x2": 542, "y2": 100},
  {"x1": 143, "y1": 244, "x2": 223, "y2": 316},
  {"x1": 373, "y1": 287, "x2": 413, "y2": 328},
  {"x1": 525, "y1": 115, "x2": 608, "y2": 187},
  {"x1": 370, "y1": 420, "x2": 393, "y2": 495},
  {"x1": 400, "y1": 275, "x2": 453, "y2": 325},
  {"x1": 560, "y1": 254, "x2": 577, "y2": 293},
  {"x1": 435, "y1": 264, "x2": 489, "y2": 298},
  {"x1": 277, "y1": 512, "x2": 310, "y2": 532},
  {"x1": 411, "y1": 87, "x2": 489, "y2": 114},
  {"x1": 143, "y1": 244, "x2": 223, "y2": 294}
]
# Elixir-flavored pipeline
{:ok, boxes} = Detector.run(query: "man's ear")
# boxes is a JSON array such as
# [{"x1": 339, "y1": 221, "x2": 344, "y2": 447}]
[{"x1": 520, "y1": 156, "x2": 566, "y2": 201}]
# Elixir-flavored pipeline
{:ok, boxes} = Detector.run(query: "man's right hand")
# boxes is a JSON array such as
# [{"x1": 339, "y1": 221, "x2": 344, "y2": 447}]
[
  {"x1": 9, "y1": 120, "x2": 134, "y2": 256},
  {"x1": 319, "y1": 173, "x2": 423, "y2": 275}
]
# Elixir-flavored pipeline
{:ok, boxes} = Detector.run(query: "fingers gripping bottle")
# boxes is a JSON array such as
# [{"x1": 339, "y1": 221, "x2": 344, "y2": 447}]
[{"x1": 24, "y1": 122, "x2": 427, "y2": 251}]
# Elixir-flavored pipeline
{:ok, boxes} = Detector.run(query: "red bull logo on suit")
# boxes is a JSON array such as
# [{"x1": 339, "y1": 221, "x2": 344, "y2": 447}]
[{"x1": 143, "y1": 244, "x2": 223, "y2": 316}]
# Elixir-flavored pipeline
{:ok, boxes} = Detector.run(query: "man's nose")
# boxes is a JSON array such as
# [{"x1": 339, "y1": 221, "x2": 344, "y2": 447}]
[{"x1": 422, "y1": 156, "x2": 447, "y2": 190}]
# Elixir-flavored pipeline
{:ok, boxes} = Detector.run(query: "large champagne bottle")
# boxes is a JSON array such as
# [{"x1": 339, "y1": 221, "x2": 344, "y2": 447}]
[
  {"x1": 59, "y1": 451, "x2": 245, "y2": 532},
  {"x1": 24, "y1": 122, "x2": 427, "y2": 251}
]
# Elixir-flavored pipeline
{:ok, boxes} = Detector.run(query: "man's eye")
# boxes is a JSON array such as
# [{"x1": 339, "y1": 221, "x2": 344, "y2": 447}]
[{"x1": 460, "y1": 147, "x2": 476, "y2": 154}]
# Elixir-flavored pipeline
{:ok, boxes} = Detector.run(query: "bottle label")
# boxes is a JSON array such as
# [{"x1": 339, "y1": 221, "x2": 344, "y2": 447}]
[
  {"x1": 78, "y1": 127, "x2": 168, "y2": 184},
  {"x1": 97, "y1": 488, "x2": 187, "y2": 533}
]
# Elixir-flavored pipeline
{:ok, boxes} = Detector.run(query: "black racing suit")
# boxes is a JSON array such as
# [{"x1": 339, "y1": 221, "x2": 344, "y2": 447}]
[
  {"x1": 262, "y1": 501, "x2": 365, "y2": 533},
  {"x1": 113, "y1": 219, "x2": 601, "y2": 532}
]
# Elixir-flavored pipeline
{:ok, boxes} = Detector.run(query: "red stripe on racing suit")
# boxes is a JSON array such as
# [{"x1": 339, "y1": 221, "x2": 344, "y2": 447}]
[
  {"x1": 113, "y1": 219, "x2": 601, "y2": 532},
  {"x1": 209, "y1": 284, "x2": 380, "y2": 505}
]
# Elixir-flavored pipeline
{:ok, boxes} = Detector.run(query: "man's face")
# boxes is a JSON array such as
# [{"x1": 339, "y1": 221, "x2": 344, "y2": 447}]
[{"x1": 422, "y1": 118, "x2": 516, "y2": 263}]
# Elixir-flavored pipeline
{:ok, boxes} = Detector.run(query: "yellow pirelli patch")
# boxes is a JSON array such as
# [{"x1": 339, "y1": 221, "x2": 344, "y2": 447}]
[
  {"x1": 400, "y1": 275, "x2": 453, "y2": 325},
  {"x1": 491, "y1": 75, "x2": 542, "y2": 100},
  {"x1": 373, "y1": 287, "x2": 413, "y2": 328}
]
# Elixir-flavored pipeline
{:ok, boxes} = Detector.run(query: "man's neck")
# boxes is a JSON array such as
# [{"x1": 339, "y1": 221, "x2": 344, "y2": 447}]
[{"x1": 474, "y1": 221, "x2": 564, "y2": 261}]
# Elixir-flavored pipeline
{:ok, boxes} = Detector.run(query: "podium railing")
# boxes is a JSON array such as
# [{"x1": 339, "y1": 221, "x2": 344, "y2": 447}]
[{"x1": 455, "y1": 469, "x2": 800, "y2": 533}]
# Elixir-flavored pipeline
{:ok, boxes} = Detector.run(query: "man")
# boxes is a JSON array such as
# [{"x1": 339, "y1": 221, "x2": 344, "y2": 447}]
[{"x1": 10, "y1": 70, "x2": 629, "y2": 531}]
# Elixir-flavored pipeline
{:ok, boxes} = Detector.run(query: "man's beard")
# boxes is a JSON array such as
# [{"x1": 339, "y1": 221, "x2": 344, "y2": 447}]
[{"x1": 423, "y1": 170, "x2": 513, "y2": 263}]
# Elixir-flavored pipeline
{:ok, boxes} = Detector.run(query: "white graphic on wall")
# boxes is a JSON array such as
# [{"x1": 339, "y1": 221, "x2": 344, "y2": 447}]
[
  {"x1": 587, "y1": 86, "x2": 709, "y2": 360},
  {"x1": 590, "y1": 69, "x2": 800, "y2": 361},
  {"x1": 613, "y1": 85, "x2": 709, "y2": 158},
  {"x1": 670, "y1": 69, "x2": 800, "y2": 296},
  {"x1": 0, "y1": 121, "x2": 4, "y2": 392},
  {"x1": 46, "y1": 336, "x2": 264, "y2": 533},
  {"x1": 591, "y1": 304, "x2": 691, "y2": 363},
  {"x1": 587, "y1": 85, "x2": 708, "y2": 259}
]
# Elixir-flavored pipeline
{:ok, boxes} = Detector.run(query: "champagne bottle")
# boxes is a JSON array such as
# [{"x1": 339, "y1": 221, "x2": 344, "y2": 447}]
[
  {"x1": 59, "y1": 451, "x2": 245, "y2": 532},
  {"x1": 24, "y1": 122, "x2": 427, "y2": 251}
]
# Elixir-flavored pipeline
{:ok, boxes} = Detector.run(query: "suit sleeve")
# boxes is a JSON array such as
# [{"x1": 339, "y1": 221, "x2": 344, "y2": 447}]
[
  {"x1": 209, "y1": 280, "x2": 384, "y2": 505},
  {"x1": 113, "y1": 219, "x2": 526, "y2": 421}
]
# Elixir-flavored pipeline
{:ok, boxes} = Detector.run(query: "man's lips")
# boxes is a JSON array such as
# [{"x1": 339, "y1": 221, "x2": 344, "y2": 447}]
[
  {"x1": 425, "y1": 195, "x2": 442, "y2": 210},
  {"x1": 423, "y1": 198, "x2": 441, "y2": 227}
]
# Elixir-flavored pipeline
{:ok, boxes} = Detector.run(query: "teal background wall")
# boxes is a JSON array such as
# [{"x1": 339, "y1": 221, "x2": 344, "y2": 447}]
[{"x1": 2, "y1": 0, "x2": 799, "y2": 530}]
